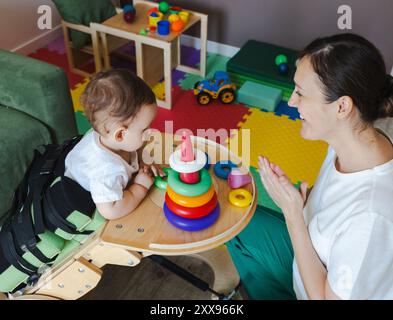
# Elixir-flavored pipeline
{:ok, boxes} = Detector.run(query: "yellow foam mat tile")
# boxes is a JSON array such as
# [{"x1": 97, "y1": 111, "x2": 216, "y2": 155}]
[
  {"x1": 71, "y1": 77, "x2": 90, "y2": 113},
  {"x1": 228, "y1": 110, "x2": 328, "y2": 186},
  {"x1": 152, "y1": 81, "x2": 166, "y2": 101}
]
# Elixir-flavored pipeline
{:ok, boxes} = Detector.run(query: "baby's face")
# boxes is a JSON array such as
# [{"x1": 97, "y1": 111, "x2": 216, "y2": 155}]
[{"x1": 115, "y1": 103, "x2": 157, "y2": 152}]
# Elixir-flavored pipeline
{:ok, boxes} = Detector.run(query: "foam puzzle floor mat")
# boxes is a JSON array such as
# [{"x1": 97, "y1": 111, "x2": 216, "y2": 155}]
[
  {"x1": 29, "y1": 36, "x2": 328, "y2": 205},
  {"x1": 227, "y1": 109, "x2": 328, "y2": 186}
]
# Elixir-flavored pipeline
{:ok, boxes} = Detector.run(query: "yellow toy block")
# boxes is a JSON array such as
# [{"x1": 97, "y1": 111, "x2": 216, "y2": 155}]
[{"x1": 227, "y1": 110, "x2": 328, "y2": 186}]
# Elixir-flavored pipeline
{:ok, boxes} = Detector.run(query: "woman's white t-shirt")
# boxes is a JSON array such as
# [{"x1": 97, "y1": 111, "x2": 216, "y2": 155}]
[
  {"x1": 293, "y1": 132, "x2": 393, "y2": 300},
  {"x1": 64, "y1": 130, "x2": 139, "y2": 204}
]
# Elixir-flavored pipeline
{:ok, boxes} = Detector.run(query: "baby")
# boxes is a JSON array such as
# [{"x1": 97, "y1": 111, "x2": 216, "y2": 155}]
[{"x1": 65, "y1": 69, "x2": 162, "y2": 220}]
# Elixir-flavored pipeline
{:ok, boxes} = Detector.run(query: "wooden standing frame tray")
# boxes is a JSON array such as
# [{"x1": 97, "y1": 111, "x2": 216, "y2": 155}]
[{"x1": 101, "y1": 133, "x2": 257, "y2": 255}]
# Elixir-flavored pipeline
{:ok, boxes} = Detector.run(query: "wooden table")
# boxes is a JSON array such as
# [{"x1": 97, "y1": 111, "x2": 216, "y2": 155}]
[
  {"x1": 26, "y1": 134, "x2": 256, "y2": 300},
  {"x1": 90, "y1": 0, "x2": 208, "y2": 109}
]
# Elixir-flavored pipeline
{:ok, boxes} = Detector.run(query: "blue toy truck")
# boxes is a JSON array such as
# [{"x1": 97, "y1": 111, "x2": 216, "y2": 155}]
[{"x1": 193, "y1": 71, "x2": 236, "y2": 105}]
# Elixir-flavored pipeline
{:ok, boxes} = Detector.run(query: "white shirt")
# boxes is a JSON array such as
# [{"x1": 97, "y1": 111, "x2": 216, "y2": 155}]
[
  {"x1": 64, "y1": 130, "x2": 139, "y2": 203},
  {"x1": 293, "y1": 131, "x2": 393, "y2": 300}
]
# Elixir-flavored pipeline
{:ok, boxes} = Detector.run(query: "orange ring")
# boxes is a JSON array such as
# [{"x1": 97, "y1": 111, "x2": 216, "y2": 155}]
[{"x1": 166, "y1": 184, "x2": 215, "y2": 208}]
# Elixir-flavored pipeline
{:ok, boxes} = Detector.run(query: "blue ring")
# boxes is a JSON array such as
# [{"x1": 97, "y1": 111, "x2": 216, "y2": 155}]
[
  {"x1": 204, "y1": 152, "x2": 211, "y2": 170},
  {"x1": 213, "y1": 161, "x2": 237, "y2": 180},
  {"x1": 163, "y1": 202, "x2": 220, "y2": 231}
]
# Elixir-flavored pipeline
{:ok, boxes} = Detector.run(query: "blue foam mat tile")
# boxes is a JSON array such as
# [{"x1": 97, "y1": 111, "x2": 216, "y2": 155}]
[{"x1": 274, "y1": 100, "x2": 300, "y2": 120}]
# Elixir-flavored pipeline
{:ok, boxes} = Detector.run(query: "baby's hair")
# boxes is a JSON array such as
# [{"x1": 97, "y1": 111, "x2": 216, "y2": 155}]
[{"x1": 81, "y1": 69, "x2": 156, "y2": 133}]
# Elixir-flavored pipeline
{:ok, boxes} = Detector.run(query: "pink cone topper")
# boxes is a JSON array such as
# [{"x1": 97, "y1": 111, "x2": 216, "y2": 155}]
[
  {"x1": 228, "y1": 168, "x2": 252, "y2": 189},
  {"x1": 181, "y1": 131, "x2": 195, "y2": 162}
]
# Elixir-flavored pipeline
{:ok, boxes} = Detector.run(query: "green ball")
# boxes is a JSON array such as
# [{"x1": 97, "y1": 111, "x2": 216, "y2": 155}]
[
  {"x1": 275, "y1": 54, "x2": 288, "y2": 66},
  {"x1": 158, "y1": 1, "x2": 170, "y2": 14}
]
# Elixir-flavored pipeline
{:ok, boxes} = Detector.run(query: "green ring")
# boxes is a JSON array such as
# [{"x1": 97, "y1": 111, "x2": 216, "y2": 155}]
[
  {"x1": 154, "y1": 167, "x2": 170, "y2": 190},
  {"x1": 168, "y1": 168, "x2": 212, "y2": 197}
]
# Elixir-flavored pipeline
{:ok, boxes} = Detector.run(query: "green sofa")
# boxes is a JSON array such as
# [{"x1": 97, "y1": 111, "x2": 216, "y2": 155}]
[{"x1": 0, "y1": 49, "x2": 78, "y2": 223}]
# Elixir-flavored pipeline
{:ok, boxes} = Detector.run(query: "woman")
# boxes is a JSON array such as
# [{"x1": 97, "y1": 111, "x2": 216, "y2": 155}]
[{"x1": 227, "y1": 33, "x2": 393, "y2": 300}]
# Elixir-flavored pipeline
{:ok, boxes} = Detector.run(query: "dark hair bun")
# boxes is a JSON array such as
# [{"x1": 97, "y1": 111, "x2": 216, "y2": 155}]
[{"x1": 378, "y1": 74, "x2": 393, "y2": 118}]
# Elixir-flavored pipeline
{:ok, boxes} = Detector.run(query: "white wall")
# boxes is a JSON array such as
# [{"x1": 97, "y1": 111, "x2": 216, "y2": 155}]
[{"x1": 0, "y1": 0, "x2": 61, "y2": 54}]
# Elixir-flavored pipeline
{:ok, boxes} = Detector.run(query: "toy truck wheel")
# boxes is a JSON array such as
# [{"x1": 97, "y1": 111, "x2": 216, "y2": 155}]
[
  {"x1": 197, "y1": 92, "x2": 211, "y2": 105},
  {"x1": 219, "y1": 89, "x2": 236, "y2": 104}
]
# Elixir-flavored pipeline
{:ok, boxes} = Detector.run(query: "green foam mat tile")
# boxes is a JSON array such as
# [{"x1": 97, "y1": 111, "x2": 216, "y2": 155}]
[{"x1": 75, "y1": 111, "x2": 91, "y2": 135}]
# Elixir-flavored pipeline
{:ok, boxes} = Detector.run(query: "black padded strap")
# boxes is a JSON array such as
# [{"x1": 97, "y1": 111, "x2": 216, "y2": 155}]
[
  {"x1": 10, "y1": 195, "x2": 37, "y2": 252},
  {"x1": 30, "y1": 144, "x2": 63, "y2": 235},
  {"x1": 0, "y1": 223, "x2": 38, "y2": 276},
  {"x1": 44, "y1": 190, "x2": 78, "y2": 235},
  {"x1": 44, "y1": 189, "x2": 91, "y2": 236}
]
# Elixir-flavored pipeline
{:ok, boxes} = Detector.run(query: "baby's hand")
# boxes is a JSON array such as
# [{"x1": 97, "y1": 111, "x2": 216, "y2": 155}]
[
  {"x1": 134, "y1": 168, "x2": 154, "y2": 190},
  {"x1": 141, "y1": 164, "x2": 166, "y2": 178}
]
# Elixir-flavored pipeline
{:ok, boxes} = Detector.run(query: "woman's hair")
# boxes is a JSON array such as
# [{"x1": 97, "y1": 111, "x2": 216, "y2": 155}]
[
  {"x1": 81, "y1": 69, "x2": 156, "y2": 132},
  {"x1": 299, "y1": 33, "x2": 393, "y2": 123}
]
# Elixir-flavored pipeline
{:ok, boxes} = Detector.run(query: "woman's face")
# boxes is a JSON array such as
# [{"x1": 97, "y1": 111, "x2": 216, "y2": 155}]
[{"x1": 288, "y1": 57, "x2": 338, "y2": 141}]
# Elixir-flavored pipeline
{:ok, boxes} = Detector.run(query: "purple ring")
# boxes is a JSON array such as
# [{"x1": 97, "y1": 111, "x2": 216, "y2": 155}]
[{"x1": 163, "y1": 202, "x2": 220, "y2": 231}]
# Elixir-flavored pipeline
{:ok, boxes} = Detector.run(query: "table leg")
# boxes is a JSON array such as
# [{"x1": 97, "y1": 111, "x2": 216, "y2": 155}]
[
  {"x1": 135, "y1": 41, "x2": 144, "y2": 79},
  {"x1": 161, "y1": 44, "x2": 172, "y2": 109},
  {"x1": 176, "y1": 16, "x2": 208, "y2": 77},
  {"x1": 199, "y1": 15, "x2": 208, "y2": 77},
  {"x1": 100, "y1": 33, "x2": 111, "y2": 70},
  {"x1": 191, "y1": 245, "x2": 240, "y2": 298},
  {"x1": 91, "y1": 26, "x2": 103, "y2": 73}
]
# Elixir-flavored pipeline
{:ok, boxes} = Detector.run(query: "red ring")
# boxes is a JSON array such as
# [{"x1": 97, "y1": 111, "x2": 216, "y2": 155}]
[{"x1": 165, "y1": 193, "x2": 218, "y2": 219}]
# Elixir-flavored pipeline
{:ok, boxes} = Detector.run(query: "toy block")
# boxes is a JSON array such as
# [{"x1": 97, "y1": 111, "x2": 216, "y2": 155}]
[
  {"x1": 229, "y1": 72, "x2": 292, "y2": 101},
  {"x1": 237, "y1": 81, "x2": 282, "y2": 111}
]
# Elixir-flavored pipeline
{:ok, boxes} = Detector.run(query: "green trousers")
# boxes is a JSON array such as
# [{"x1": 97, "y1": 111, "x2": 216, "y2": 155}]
[{"x1": 226, "y1": 206, "x2": 296, "y2": 300}]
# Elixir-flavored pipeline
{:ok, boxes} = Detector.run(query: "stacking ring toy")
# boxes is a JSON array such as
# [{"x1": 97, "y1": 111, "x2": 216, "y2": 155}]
[
  {"x1": 228, "y1": 188, "x2": 252, "y2": 208},
  {"x1": 154, "y1": 167, "x2": 170, "y2": 190},
  {"x1": 168, "y1": 168, "x2": 212, "y2": 197},
  {"x1": 165, "y1": 193, "x2": 218, "y2": 219},
  {"x1": 214, "y1": 160, "x2": 237, "y2": 180},
  {"x1": 166, "y1": 184, "x2": 215, "y2": 208},
  {"x1": 164, "y1": 202, "x2": 220, "y2": 231},
  {"x1": 169, "y1": 149, "x2": 207, "y2": 173}
]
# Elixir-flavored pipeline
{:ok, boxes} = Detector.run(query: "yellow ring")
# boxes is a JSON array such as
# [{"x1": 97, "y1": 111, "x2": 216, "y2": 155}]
[
  {"x1": 228, "y1": 189, "x2": 252, "y2": 208},
  {"x1": 166, "y1": 184, "x2": 215, "y2": 208}
]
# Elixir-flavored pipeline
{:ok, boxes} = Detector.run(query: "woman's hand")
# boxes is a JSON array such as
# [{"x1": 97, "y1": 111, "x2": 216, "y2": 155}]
[{"x1": 258, "y1": 155, "x2": 308, "y2": 223}]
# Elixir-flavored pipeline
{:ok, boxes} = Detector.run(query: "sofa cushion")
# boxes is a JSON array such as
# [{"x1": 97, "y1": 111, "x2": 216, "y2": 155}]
[
  {"x1": 0, "y1": 50, "x2": 77, "y2": 144},
  {"x1": 0, "y1": 106, "x2": 52, "y2": 222},
  {"x1": 52, "y1": 0, "x2": 117, "y2": 49}
]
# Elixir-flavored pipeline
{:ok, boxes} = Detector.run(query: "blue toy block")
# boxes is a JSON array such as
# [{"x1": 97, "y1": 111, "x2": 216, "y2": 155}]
[{"x1": 237, "y1": 81, "x2": 283, "y2": 111}]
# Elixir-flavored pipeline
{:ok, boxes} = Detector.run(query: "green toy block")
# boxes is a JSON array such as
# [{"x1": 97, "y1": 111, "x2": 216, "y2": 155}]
[
  {"x1": 237, "y1": 81, "x2": 282, "y2": 111},
  {"x1": 229, "y1": 72, "x2": 291, "y2": 101}
]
